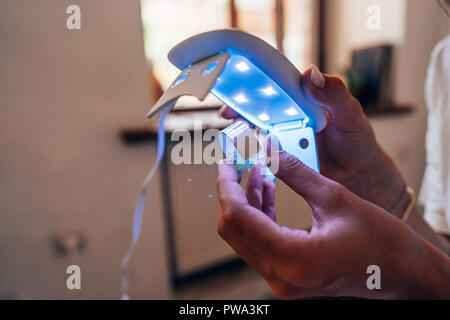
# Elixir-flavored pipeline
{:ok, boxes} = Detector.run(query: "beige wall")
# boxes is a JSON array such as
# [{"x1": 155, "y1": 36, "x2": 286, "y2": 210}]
[
  {"x1": 324, "y1": 0, "x2": 449, "y2": 191},
  {"x1": 0, "y1": 0, "x2": 274, "y2": 300},
  {"x1": 0, "y1": 0, "x2": 170, "y2": 299}
]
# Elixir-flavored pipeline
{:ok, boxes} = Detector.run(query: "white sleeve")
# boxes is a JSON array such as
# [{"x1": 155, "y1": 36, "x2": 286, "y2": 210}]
[{"x1": 420, "y1": 35, "x2": 450, "y2": 235}]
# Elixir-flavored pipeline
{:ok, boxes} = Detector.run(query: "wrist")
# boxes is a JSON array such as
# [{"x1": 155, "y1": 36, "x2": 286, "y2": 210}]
[
  {"x1": 389, "y1": 231, "x2": 450, "y2": 298},
  {"x1": 359, "y1": 222, "x2": 436, "y2": 299}
]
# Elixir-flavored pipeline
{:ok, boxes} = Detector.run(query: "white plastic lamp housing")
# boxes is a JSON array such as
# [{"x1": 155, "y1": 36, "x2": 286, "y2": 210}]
[{"x1": 147, "y1": 29, "x2": 327, "y2": 173}]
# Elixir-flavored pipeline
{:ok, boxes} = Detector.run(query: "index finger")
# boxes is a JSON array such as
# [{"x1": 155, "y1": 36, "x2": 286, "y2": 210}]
[
  {"x1": 216, "y1": 161, "x2": 248, "y2": 211},
  {"x1": 217, "y1": 162, "x2": 304, "y2": 260}
]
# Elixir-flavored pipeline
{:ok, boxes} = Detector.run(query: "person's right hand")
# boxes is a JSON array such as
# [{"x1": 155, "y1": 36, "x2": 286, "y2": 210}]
[
  {"x1": 219, "y1": 65, "x2": 406, "y2": 212},
  {"x1": 216, "y1": 157, "x2": 450, "y2": 299}
]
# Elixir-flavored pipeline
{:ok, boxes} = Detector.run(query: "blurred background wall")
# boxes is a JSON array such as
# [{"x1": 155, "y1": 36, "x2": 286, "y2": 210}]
[
  {"x1": 0, "y1": 0, "x2": 448, "y2": 299},
  {"x1": 0, "y1": 0, "x2": 170, "y2": 299},
  {"x1": 324, "y1": 0, "x2": 449, "y2": 191}
]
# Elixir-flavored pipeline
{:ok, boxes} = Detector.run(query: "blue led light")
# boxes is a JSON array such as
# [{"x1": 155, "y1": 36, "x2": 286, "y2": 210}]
[
  {"x1": 262, "y1": 86, "x2": 277, "y2": 96},
  {"x1": 210, "y1": 49, "x2": 308, "y2": 131},
  {"x1": 235, "y1": 62, "x2": 250, "y2": 71},
  {"x1": 285, "y1": 107, "x2": 299, "y2": 116},
  {"x1": 203, "y1": 61, "x2": 220, "y2": 75},
  {"x1": 211, "y1": 49, "x2": 320, "y2": 173},
  {"x1": 173, "y1": 73, "x2": 188, "y2": 86}
]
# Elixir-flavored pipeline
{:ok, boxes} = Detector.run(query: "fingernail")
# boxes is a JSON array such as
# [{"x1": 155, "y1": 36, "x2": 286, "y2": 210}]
[
  {"x1": 303, "y1": 65, "x2": 313, "y2": 73},
  {"x1": 218, "y1": 159, "x2": 227, "y2": 168},
  {"x1": 310, "y1": 64, "x2": 325, "y2": 89},
  {"x1": 218, "y1": 105, "x2": 227, "y2": 115},
  {"x1": 256, "y1": 161, "x2": 270, "y2": 179},
  {"x1": 251, "y1": 161, "x2": 264, "y2": 178}
]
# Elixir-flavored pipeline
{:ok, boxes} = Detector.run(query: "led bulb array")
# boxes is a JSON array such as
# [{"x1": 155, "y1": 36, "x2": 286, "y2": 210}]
[{"x1": 210, "y1": 51, "x2": 308, "y2": 130}]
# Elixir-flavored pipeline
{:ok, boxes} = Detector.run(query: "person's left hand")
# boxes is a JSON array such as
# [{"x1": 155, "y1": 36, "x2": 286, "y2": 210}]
[
  {"x1": 216, "y1": 154, "x2": 448, "y2": 299},
  {"x1": 218, "y1": 66, "x2": 405, "y2": 212}
]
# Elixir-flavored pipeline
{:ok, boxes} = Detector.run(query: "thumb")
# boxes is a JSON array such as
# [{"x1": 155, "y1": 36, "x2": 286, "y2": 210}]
[
  {"x1": 301, "y1": 65, "x2": 364, "y2": 125},
  {"x1": 267, "y1": 135, "x2": 343, "y2": 209}
]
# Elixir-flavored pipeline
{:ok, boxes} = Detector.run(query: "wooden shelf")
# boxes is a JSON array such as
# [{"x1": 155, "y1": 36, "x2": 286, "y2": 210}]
[
  {"x1": 363, "y1": 104, "x2": 413, "y2": 117},
  {"x1": 119, "y1": 107, "x2": 230, "y2": 145},
  {"x1": 120, "y1": 104, "x2": 414, "y2": 145}
]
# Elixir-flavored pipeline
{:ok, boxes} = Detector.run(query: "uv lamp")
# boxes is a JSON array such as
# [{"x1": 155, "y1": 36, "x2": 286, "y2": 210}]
[{"x1": 147, "y1": 29, "x2": 327, "y2": 173}]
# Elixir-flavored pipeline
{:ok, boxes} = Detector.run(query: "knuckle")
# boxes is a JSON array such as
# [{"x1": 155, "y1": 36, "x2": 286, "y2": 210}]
[
  {"x1": 222, "y1": 207, "x2": 239, "y2": 226},
  {"x1": 328, "y1": 76, "x2": 351, "y2": 96},
  {"x1": 216, "y1": 220, "x2": 227, "y2": 238},
  {"x1": 270, "y1": 284, "x2": 298, "y2": 300},
  {"x1": 324, "y1": 182, "x2": 346, "y2": 205},
  {"x1": 329, "y1": 76, "x2": 363, "y2": 111},
  {"x1": 330, "y1": 75, "x2": 346, "y2": 89},
  {"x1": 277, "y1": 259, "x2": 325, "y2": 290},
  {"x1": 277, "y1": 263, "x2": 310, "y2": 288},
  {"x1": 216, "y1": 177, "x2": 226, "y2": 191},
  {"x1": 349, "y1": 96, "x2": 363, "y2": 111},
  {"x1": 333, "y1": 76, "x2": 348, "y2": 91},
  {"x1": 257, "y1": 264, "x2": 278, "y2": 283},
  {"x1": 346, "y1": 97, "x2": 365, "y2": 120},
  {"x1": 327, "y1": 75, "x2": 348, "y2": 97},
  {"x1": 281, "y1": 152, "x2": 305, "y2": 171}
]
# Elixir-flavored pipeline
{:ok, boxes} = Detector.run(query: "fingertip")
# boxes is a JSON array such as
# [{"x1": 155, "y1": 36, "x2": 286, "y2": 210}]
[
  {"x1": 219, "y1": 105, "x2": 239, "y2": 119},
  {"x1": 248, "y1": 162, "x2": 264, "y2": 188},
  {"x1": 218, "y1": 160, "x2": 239, "y2": 181},
  {"x1": 300, "y1": 68, "x2": 324, "y2": 106},
  {"x1": 301, "y1": 70, "x2": 359, "y2": 123},
  {"x1": 302, "y1": 65, "x2": 313, "y2": 75},
  {"x1": 261, "y1": 178, "x2": 276, "y2": 221},
  {"x1": 242, "y1": 162, "x2": 264, "y2": 209},
  {"x1": 263, "y1": 177, "x2": 276, "y2": 190},
  {"x1": 265, "y1": 134, "x2": 282, "y2": 157},
  {"x1": 217, "y1": 158, "x2": 229, "y2": 169},
  {"x1": 253, "y1": 161, "x2": 265, "y2": 172},
  {"x1": 262, "y1": 178, "x2": 276, "y2": 199}
]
